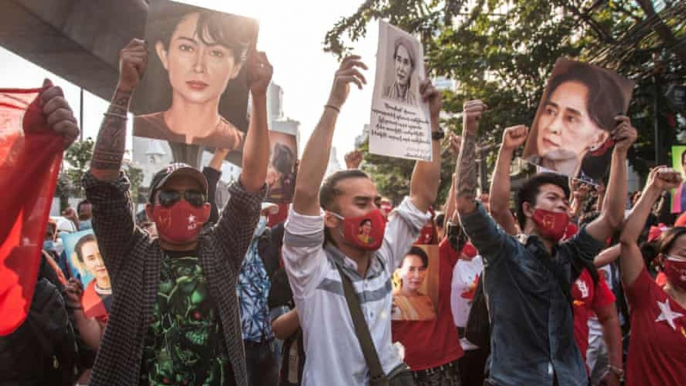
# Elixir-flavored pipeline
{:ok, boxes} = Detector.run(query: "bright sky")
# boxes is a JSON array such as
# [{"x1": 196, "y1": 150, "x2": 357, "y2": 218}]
[{"x1": 0, "y1": 0, "x2": 379, "y2": 165}]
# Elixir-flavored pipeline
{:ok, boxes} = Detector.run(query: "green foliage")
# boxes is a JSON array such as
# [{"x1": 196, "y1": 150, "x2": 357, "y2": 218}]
[
  {"x1": 326, "y1": 0, "x2": 686, "y2": 197},
  {"x1": 56, "y1": 138, "x2": 94, "y2": 207},
  {"x1": 126, "y1": 164, "x2": 144, "y2": 204}
]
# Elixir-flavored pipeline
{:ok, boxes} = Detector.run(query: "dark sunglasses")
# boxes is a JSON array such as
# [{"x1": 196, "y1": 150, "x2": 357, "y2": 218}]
[{"x1": 157, "y1": 189, "x2": 206, "y2": 208}]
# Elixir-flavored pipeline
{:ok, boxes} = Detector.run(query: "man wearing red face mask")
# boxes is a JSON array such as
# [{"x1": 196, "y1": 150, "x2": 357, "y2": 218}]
[
  {"x1": 455, "y1": 102, "x2": 635, "y2": 386},
  {"x1": 80, "y1": 39, "x2": 273, "y2": 386},
  {"x1": 282, "y1": 56, "x2": 442, "y2": 386}
]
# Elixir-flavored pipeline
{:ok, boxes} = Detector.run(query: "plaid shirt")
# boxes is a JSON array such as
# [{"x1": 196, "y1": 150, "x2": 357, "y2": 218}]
[{"x1": 82, "y1": 172, "x2": 266, "y2": 386}]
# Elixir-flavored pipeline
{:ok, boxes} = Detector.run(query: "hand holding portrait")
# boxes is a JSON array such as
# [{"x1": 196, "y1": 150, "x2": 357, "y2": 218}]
[
  {"x1": 611, "y1": 116, "x2": 637, "y2": 153},
  {"x1": 501, "y1": 125, "x2": 528, "y2": 151},
  {"x1": 328, "y1": 55, "x2": 368, "y2": 109},
  {"x1": 118, "y1": 38, "x2": 148, "y2": 93},
  {"x1": 64, "y1": 278, "x2": 84, "y2": 308},
  {"x1": 246, "y1": 51, "x2": 273, "y2": 97},
  {"x1": 419, "y1": 78, "x2": 441, "y2": 120},
  {"x1": 40, "y1": 79, "x2": 79, "y2": 149}
]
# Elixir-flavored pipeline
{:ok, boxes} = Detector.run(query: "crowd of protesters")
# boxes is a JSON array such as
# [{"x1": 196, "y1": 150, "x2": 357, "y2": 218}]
[{"x1": 1, "y1": 33, "x2": 686, "y2": 386}]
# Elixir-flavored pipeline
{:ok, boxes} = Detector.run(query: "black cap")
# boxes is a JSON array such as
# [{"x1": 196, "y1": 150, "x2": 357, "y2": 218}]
[{"x1": 148, "y1": 163, "x2": 208, "y2": 204}]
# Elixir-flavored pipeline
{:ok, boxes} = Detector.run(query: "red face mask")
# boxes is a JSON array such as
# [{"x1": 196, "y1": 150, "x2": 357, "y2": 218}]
[
  {"x1": 151, "y1": 200, "x2": 209, "y2": 244},
  {"x1": 461, "y1": 242, "x2": 478, "y2": 260},
  {"x1": 663, "y1": 256, "x2": 686, "y2": 291},
  {"x1": 331, "y1": 209, "x2": 386, "y2": 251},
  {"x1": 532, "y1": 208, "x2": 570, "y2": 242}
]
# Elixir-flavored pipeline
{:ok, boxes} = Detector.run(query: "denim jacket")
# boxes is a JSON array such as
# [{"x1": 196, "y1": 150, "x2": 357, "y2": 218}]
[{"x1": 460, "y1": 203, "x2": 604, "y2": 386}]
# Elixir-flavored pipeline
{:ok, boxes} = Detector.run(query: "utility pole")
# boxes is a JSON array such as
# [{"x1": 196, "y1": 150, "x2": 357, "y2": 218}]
[{"x1": 79, "y1": 87, "x2": 84, "y2": 141}]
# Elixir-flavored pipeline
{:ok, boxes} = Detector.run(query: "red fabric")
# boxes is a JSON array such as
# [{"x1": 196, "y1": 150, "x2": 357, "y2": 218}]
[
  {"x1": 392, "y1": 237, "x2": 464, "y2": 370},
  {"x1": 625, "y1": 269, "x2": 686, "y2": 386},
  {"x1": 563, "y1": 222, "x2": 578, "y2": 241},
  {"x1": 571, "y1": 269, "x2": 616, "y2": 363},
  {"x1": 0, "y1": 88, "x2": 63, "y2": 336},
  {"x1": 675, "y1": 212, "x2": 686, "y2": 227},
  {"x1": 648, "y1": 223, "x2": 669, "y2": 243},
  {"x1": 267, "y1": 202, "x2": 289, "y2": 227},
  {"x1": 656, "y1": 272, "x2": 667, "y2": 287},
  {"x1": 82, "y1": 281, "x2": 109, "y2": 325}
]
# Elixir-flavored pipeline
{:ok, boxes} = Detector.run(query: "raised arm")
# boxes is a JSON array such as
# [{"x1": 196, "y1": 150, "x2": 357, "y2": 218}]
[
  {"x1": 585, "y1": 116, "x2": 637, "y2": 241},
  {"x1": 490, "y1": 125, "x2": 528, "y2": 235},
  {"x1": 455, "y1": 100, "x2": 488, "y2": 215},
  {"x1": 204, "y1": 149, "x2": 229, "y2": 224},
  {"x1": 90, "y1": 39, "x2": 146, "y2": 181},
  {"x1": 620, "y1": 167, "x2": 681, "y2": 286},
  {"x1": 409, "y1": 79, "x2": 443, "y2": 213},
  {"x1": 240, "y1": 52, "x2": 273, "y2": 192},
  {"x1": 292, "y1": 56, "x2": 367, "y2": 215}
]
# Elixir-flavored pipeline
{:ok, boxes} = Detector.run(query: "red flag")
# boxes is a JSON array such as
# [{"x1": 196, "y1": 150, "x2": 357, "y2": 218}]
[{"x1": 0, "y1": 88, "x2": 64, "y2": 335}]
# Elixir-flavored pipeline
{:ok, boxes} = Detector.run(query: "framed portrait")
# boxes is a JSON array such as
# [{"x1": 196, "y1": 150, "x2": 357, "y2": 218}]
[
  {"x1": 522, "y1": 58, "x2": 635, "y2": 184},
  {"x1": 391, "y1": 244, "x2": 439, "y2": 321},
  {"x1": 132, "y1": 0, "x2": 259, "y2": 156}
]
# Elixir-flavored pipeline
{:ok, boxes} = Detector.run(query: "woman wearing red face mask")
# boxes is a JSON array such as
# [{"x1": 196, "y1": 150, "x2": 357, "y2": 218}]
[{"x1": 619, "y1": 166, "x2": 686, "y2": 386}]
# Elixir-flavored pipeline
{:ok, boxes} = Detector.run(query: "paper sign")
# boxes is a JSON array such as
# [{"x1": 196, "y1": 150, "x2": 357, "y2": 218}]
[
  {"x1": 369, "y1": 21, "x2": 432, "y2": 162},
  {"x1": 132, "y1": 0, "x2": 259, "y2": 153},
  {"x1": 523, "y1": 58, "x2": 634, "y2": 183}
]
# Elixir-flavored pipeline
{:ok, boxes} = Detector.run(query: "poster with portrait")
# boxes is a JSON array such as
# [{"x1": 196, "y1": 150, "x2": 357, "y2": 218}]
[
  {"x1": 266, "y1": 129, "x2": 297, "y2": 203},
  {"x1": 522, "y1": 58, "x2": 634, "y2": 184},
  {"x1": 670, "y1": 145, "x2": 686, "y2": 213},
  {"x1": 60, "y1": 229, "x2": 111, "y2": 321},
  {"x1": 369, "y1": 21, "x2": 433, "y2": 162},
  {"x1": 132, "y1": 0, "x2": 259, "y2": 158},
  {"x1": 391, "y1": 244, "x2": 439, "y2": 321}
]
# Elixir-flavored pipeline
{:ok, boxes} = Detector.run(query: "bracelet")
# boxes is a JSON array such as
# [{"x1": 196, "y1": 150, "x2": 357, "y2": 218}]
[
  {"x1": 104, "y1": 112, "x2": 128, "y2": 120},
  {"x1": 324, "y1": 104, "x2": 340, "y2": 114}
]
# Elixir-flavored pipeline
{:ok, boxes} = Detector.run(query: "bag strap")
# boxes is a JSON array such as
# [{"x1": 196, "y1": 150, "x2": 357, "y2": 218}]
[{"x1": 336, "y1": 265, "x2": 388, "y2": 384}]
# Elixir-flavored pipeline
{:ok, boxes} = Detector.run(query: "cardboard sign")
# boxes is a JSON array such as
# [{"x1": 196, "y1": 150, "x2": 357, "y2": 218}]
[
  {"x1": 132, "y1": 0, "x2": 259, "y2": 156},
  {"x1": 523, "y1": 58, "x2": 634, "y2": 183},
  {"x1": 369, "y1": 21, "x2": 432, "y2": 162},
  {"x1": 391, "y1": 244, "x2": 439, "y2": 321}
]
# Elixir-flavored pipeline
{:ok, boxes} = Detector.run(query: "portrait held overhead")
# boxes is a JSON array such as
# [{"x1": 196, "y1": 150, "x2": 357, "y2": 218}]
[
  {"x1": 132, "y1": 0, "x2": 259, "y2": 152},
  {"x1": 523, "y1": 57, "x2": 635, "y2": 183},
  {"x1": 265, "y1": 129, "x2": 297, "y2": 203}
]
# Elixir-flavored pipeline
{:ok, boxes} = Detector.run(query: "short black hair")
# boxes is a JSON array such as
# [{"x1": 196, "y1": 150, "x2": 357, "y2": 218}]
[
  {"x1": 74, "y1": 234, "x2": 97, "y2": 264},
  {"x1": 319, "y1": 169, "x2": 371, "y2": 212},
  {"x1": 405, "y1": 246, "x2": 429, "y2": 268},
  {"x1": 657, "y1": 227, "x2": 686, "y2": 256},
  {"x1": 435, "y1": 213, "x2": 445, "y2": 228},
  {"x1": 77, "y1": 199, "x2": 91, "y2": 214},
  {"x1": 516, "y1": 172, "x2": 570, "y2": 230}
]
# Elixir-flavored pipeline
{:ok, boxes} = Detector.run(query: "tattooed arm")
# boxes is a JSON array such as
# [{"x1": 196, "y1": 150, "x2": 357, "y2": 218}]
[
  {"x1": 90, "y1": 39, "x2": 147, "y2": 181},
  {"x1": 455, "y1": 100, "x2": 487, "y2": 215}
]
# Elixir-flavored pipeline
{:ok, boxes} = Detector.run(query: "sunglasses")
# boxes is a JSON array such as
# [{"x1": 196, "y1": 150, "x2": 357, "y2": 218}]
[{"x1": 157, "y1": 189, "x2": 206, "y2": 208}]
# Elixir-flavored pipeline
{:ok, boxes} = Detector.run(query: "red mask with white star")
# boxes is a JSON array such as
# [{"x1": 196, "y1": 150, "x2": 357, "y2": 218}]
[{"x1": 151, "y1": 200, "x2": 209, "y2": 243}]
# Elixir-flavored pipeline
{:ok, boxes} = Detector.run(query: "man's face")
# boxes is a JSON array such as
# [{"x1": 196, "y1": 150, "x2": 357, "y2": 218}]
[
  {"x1": 326, "y1": 177, "x2": 379, "y2": 246},
  {"x1": 146, "y1": 174, "x2": 208, "y2": 242},
  {"x1": 157, "y1": 12, "x2": 241, "y2": 107},
  {"x1": 399, "y1": 254, "x2": 427, "y2": 292},
  {"x1": 80, "y1": 240, "x2": 108, "y2": 283},
  {"x1": 532, "y1": 183, "x2": 570, "y2": 214},
  {"x1": 394, "y1": 44, "x2": 413, "y2": 87},
  {"x1": 78, "y1": 203, "x2": 92, "y2": 220},
  {"x1": 536, "y1": 81, "x2": 609, "y2": 160}
]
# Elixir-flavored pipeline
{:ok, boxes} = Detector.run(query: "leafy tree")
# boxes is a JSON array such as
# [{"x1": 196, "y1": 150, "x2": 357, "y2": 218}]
[
  {"x1": 325, "y1": 0, "x2": 686, "y2": 199},
  {"x1": 56, "y1": 137, "x2": 94, "y2": 209}
]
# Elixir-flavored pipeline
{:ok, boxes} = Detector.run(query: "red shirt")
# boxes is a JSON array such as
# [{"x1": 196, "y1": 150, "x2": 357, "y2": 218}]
[
  {"x1": 82, "y1": 280, "x2": 109, "y2": 325},
  {"x1": 392, "y1": 238, "x2": 464, "y2": 370},
  {"x1": 571, "y1": 269, "x2": 615, "y2": 362},
  {"x1": 625, "y1": 269, "x2": 686, "y2": 386}
]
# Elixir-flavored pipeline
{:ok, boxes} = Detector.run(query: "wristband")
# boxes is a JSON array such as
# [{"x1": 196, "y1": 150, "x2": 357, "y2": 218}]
[
  {"x1": 324, "y1": 104, "x2": 340, "y2": 114},
  {"x1": 431, "y1": 130, "x2": 445, "y2": 141},
  {"x1": 104, "y1": 112, "x2": 128, "y2": 120}
]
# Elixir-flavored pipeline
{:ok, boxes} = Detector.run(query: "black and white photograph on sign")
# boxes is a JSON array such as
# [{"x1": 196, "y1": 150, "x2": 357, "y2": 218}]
[
  {"x1": 369, "y1": 20, "x2": 432, "y2": 162},
  {"x1": 132, "y1": 0, "x2": 259, "y2": 151},
  {"x1": 522, "y1": 58, "x2": 634, "y2": 183}
]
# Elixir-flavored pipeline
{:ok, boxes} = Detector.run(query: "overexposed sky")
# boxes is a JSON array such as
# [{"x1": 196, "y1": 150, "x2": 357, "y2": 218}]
[{"x1": 0, "y1": 0, "x2": 379, "y2": 165}]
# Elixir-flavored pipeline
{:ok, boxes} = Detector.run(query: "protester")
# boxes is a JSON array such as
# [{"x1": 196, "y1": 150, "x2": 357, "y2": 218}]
[
  {"x1": 77, "y1": 199, "x2": 93, "y2": 230},
  {"x1": 619, "y1": 166, "x2": 686, "y2": 386},
  {"x1": 81, "y1": 38, "x2": 272, "y2": 386},
  {"x1": 456, "y1": 98, "x2": 635, "y2": 386},
  {"x1": 282, "y1": 55, "x2": 441, "y2": 385}
]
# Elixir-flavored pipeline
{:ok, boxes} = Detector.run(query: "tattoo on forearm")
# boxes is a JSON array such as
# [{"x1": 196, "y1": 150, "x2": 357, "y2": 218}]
[
  {"x1": 91, "y1": 89, "x2": 132, "y2": 171},
  {"x1": 456, "y1": 134, "x2": 477, "y2": 202}
]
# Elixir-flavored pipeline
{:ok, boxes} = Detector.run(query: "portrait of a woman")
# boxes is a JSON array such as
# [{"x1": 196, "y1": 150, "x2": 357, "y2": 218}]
[
  {"x1": 71, "y1": 234, "x2": 111, "y2": 325},
  {"x1": 133, "y1": 1, "x2": 258, "y2": 149},
  {"x1": 523, "y1": 59, "x2": 633, "y2": 181},
  {"x1": 392, "y1": 246, "x2": 436, "y2": 321},
  {"x1": 384, "y1": 37, "x2": 418, "y2": 106}
]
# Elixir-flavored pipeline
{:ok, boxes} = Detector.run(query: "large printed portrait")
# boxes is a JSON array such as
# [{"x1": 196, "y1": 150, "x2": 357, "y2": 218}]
[
  {"x1": 523, "y1": 58, "x2": 634, "y2": 183},
  {"x1": 381, "y1": 27, "x2": 422, "y2": 107},
  {"x1": 391, "y1": 245, "x2": 439, "y2": 321},
  {"x1": 132, "y1": 0, "x2": 259, "y2": 152},
  {"x1": 61, "y1": 229, "x2": 111, "y2": 322},
  {"x1": 265, "y1": 130, "x2": 297, "y2": 203}
]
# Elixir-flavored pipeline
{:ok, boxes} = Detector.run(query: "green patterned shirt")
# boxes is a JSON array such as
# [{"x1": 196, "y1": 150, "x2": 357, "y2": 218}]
[{"x1": 140, "y1": 252, "x2": 232, "y2": 386}]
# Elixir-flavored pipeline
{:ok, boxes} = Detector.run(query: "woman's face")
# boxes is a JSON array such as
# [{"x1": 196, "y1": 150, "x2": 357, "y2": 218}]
[
  {"x1": 536, "y1": 81, "x2": 609, "y2": 161},
  {"x1": 156, "y1": 12, "x2": 242, "y2": 106},
  {"x1": 394, "y1": 44, "x2": 413, "y2": 87},
  {"x1": 399, "y1": 254, "x2": 427, "y2": 293},
  {"x1": 80, "y1": 240, "x2": 108, "y2": 283}
]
